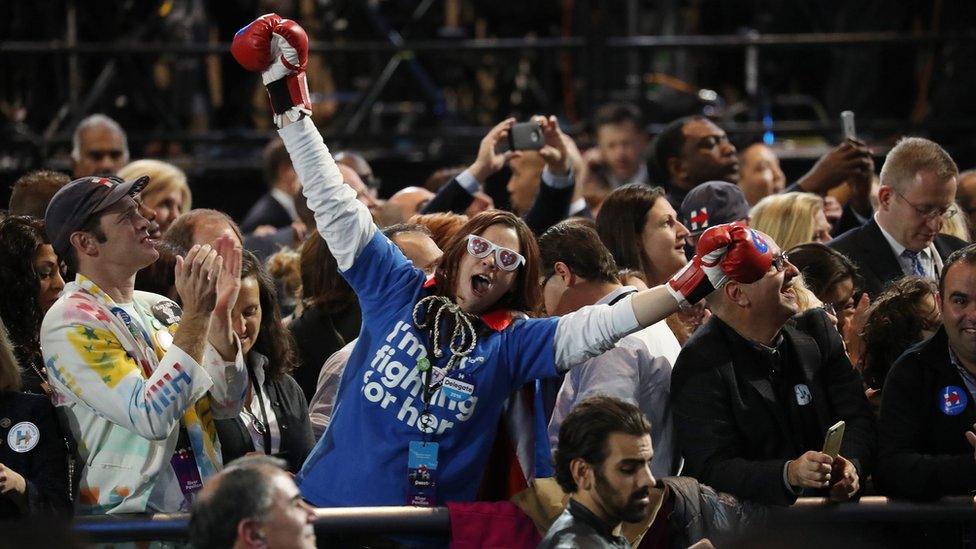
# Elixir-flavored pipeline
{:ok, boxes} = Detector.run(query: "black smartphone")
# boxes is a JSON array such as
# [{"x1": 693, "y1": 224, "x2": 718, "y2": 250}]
[{"x1": 495, "y1": 121, "x2": 544, "y2": 154}]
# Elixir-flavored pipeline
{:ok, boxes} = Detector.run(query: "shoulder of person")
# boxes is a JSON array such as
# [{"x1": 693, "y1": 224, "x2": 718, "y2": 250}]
[
  {"x1": 41, "y1": 288, "x2": 105, "y2": 329},
  {"x1": 936, "y1": 232, "x2": 968, "y2": 252},
  {"x1": 1, "y1": 391, "x2": 51, "y2": 416},
  {"x1": 888, "y1": 329, "x2": 947, "y2": 380},
  {"x1": 278, "y1": 373, "x2": 306, "y2": 396},
  {"x1": 826, "y1": 221, "x2": 872, "y2": 251}
]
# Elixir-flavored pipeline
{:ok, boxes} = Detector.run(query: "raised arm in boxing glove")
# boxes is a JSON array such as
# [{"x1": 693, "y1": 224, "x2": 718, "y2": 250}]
[
  {"x1": 232, "y1": 14, "x2": 311, "y2": 127},
  {"x1": 666, "y1": 223, "x2": 774, "y2": 308}
]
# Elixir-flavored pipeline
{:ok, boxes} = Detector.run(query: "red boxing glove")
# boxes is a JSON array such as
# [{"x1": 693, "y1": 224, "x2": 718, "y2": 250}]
[
  {"x1": 232, "y1": 14, "x2": 311, "y2": 127},
  {"x1": 667, "y1": 223, "x2": 773, "y2": 308},
  {"x1": 230, "y1": 13, "x2": 281, "y2": 71},
  {"x1": 720, "y1": 224, "x2": 774, "y2": 284}
]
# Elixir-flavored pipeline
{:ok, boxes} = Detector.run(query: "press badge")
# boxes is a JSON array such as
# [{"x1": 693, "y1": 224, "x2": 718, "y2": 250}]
[{"x1": 406, "y1": 440, "x2": 439, "y2": 507}]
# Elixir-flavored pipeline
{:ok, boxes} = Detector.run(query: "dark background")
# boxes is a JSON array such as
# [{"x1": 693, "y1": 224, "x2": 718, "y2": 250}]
[{"x1": 2, "y1": 0, "x2": 975, "y2": 222}]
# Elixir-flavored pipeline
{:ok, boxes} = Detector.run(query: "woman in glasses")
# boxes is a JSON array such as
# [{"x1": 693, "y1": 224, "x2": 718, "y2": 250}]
[
  {"x1": 254, "y1": 46, "x2": 773, "y2": 509},
  {"x1": 214, "y1": 250, "x2": 314, "y2": 473},
  {"x1": 0, "y1": 216, "x2": 66, "y2": 397}
]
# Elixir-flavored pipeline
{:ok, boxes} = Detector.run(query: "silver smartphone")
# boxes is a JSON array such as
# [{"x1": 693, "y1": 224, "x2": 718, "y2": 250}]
[
  {"x1": 841, "y1": 111, "x2": 856, "y2": 141},
  {"x1": 822, "y1": 420, "x2": 846, "y2": 458}
]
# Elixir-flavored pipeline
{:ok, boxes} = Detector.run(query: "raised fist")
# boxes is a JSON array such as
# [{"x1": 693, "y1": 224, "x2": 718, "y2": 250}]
[
  {"x1": 718, "y1": 223, "x2": 774, "y2": 284},
  {"x1": 666, "y1": 223, "x2": 773, "y2": 307},
  {"x1": 232, "y1": 14, "x2": 311, "y2": 127}
]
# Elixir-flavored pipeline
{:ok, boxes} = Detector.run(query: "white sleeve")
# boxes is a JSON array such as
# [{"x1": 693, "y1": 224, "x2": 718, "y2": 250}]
[
  {"x1": 278, "y1": 117, "x2": 376, "y2": 271},
  {"x1": 552, "y1": 294, "x2": 641, "y2": 371},
  {"x1": 308, "y1": 341, "x2": 355, "y2": 439},
  {"x1": 200, "y1": 341, "x2": 246, "y2": 419}
]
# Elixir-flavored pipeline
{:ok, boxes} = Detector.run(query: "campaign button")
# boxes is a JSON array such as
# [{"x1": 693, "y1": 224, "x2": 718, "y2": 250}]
[
  {"x1": 8, "y1": 421, "x2": 40, "y2": 453},
  {"x1": 794, "y1": 384, "x2": 812, "y2": 406},
  {"x1": 939, "y1": 385, "x2": 968, "y2": 416}
]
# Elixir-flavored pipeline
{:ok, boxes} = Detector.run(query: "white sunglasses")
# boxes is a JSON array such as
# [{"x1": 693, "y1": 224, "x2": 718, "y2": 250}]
[{"x1": 465, "y1": 234, "x2": 526, "y2": 272}]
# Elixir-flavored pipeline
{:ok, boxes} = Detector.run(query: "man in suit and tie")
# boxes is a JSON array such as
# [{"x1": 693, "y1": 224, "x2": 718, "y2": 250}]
[
  {"x1": 671, "y1": 230, "x2": 875, "y2": 506},
  {"x1": 829, "y1": 137, "x2": 966, "y2": 298},
  {"x1": 241, "y1": 139, "x2": 306, "y2": 234}
]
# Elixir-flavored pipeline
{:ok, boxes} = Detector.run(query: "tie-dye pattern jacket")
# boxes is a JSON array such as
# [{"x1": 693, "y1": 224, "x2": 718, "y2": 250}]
[{"x1": 40, "y1": 275, "x2": 246, "y2": 514}]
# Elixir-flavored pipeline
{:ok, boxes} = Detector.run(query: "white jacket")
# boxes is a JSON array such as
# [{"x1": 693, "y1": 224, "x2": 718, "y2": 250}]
[{"x1": 41, "y1": 275, "x2": 245, "y2": 514}]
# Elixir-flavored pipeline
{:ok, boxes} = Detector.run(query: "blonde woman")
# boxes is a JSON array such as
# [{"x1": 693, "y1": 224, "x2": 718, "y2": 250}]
[
  {"x1": 939, "y1": 202, "x2": 970, "y2": 242},
  {"x1": 750, "y1": 192, "x2": 832, "y2": 251},
  {"x1": 118, "y1": 159, "x2": 192, "y2": 232}
]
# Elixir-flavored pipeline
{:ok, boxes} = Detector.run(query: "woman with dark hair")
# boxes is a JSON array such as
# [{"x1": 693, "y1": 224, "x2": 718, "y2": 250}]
[
  {"x1": 860, "y1": 276, "x2": 940, "y2": 411},
  {"x1": 214, "y1": 251, "x2": 314, "y2": 473},
  {"x1": 0, "y1": 216, "x2": 66, "y2": 396},
  {"x1": 787, "y1": 242, "x2": 860, "y2": 335},
  {"x1": 269, "y1": 97, "x2": 768, "y2": 509},
  {"x1": 0, "y1": 316, "x2": 70, "y2": 518},
  {"x1": 595, "y1": 184, "x2": 698, "y2": 342},
  {"x1": 596, "y1": 184, "x2": 690, "y2": 286},
  {"x1": 287, "y1": 232, "x2": 361, "y2": 401}
]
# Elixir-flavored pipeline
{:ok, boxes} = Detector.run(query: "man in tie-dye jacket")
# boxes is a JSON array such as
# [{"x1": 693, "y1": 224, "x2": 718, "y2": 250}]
[{"x1": 40, "y1": 175, "x2": 246, "y2": 514}]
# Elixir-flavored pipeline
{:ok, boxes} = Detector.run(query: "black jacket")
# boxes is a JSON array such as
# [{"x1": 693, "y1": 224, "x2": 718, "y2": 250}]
[
  {"x1": 827, "y1": 218, "x2": 966, "y2": 297},
  {"x1": 421, "y1": 175, "x2": 575, "y2": 235},
  {"x1": 671, "y1": 310, "x2": 876, "y2": 506},
  {"x1": 0, "y1": 392, "x2": 71, "y2": 519},
  {"x1": 288, "y1": 303, "x2": 362, "y2": 402},
  {"x1": 215, "y1": 353, "x2": 315, "y2": 473},
  {"x1": 876, "y1": 327, "x2": 976, "y2": 499},
  {"x1": 240, "y1": 193, "x2": 293, "y2": 234},
  {"x1": 538, "y1": 499, "x2": 630, "y2": 549}
]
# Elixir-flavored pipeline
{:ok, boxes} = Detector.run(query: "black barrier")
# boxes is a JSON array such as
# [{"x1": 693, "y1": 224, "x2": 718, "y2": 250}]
[
  {"x1": 71, "y1": 497, "x2": 976, "y2": 544},
  {"x1": 73, "y1": 506, "x2": 451, "y2": 543}
]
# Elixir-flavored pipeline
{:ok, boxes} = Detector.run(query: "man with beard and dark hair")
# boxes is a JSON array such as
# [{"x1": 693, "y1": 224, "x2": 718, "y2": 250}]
[{"x1": 542, "y1": 396, "x2": 656, "y2": 548}]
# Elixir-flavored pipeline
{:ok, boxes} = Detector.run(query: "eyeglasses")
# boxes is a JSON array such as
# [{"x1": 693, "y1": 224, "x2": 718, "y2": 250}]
[
  {"x1": 772, "y1": 252, "x2": 790, "y2": 273},
  {"x1": 465, "y1": 235, "x2": 525, "y2": 272},
  {"x1": 894, "y1": 191, "x2": 957, "y2": 221}
]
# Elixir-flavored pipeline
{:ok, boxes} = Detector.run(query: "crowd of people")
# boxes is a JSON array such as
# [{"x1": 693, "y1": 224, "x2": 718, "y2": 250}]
[{"x1": 1, "y1": 13, "x2": 976, "y2": 549}]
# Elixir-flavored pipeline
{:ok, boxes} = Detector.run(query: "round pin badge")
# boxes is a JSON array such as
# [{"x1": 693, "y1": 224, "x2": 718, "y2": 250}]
[
  {"x1": 151, "y1": 301, "x2": 183, "y2": 327},
  {"x1": 156, "y1": 329, "x2": 174, "y2": 351},
  {"x1": 939, "y1": 386, "x2": 968, "y2": 416},
  {"x1": 7, "y1": 421, "x2": 40, "y2": 453},
  {"x1": 111, "y1": 307, "x2": 132, "y2": 325},
  {"x1": 0, "y1": 418, "x2": 10, "y2": 428},
  {"x1": 794, "y1": 384, "x2": 812, "y2": 406}
]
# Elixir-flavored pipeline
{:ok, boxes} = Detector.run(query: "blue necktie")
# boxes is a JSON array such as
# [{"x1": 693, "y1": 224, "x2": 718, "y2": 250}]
[{"x1": 902, "y1": 249, "x2": 926, "y2": 277}]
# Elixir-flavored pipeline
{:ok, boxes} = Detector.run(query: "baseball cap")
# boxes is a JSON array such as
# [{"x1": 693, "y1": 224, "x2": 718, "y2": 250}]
[
  {"x1": 44, "y1": 175, "x2": 149, "y2": 259},
  {"x1": 679, "y1": 180, "x2": 751, "y2": 237}
]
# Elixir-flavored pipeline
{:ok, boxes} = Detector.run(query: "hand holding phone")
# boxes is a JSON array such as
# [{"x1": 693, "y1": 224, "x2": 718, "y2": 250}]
[
  {"x1": 494, "y1": 121, "x2": 544, "y2": 154},
  {"x1": 822, "y1": 420, "x2": 846, "y2": 458},
  {"x1": 841, "y1": 111, "x2": 856, "y2": 141}
]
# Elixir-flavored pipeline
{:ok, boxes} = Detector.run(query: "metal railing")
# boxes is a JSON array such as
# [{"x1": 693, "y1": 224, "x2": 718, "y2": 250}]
[{"x1": 70, "y1": 497, "x2": 976, "y2": 543}]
